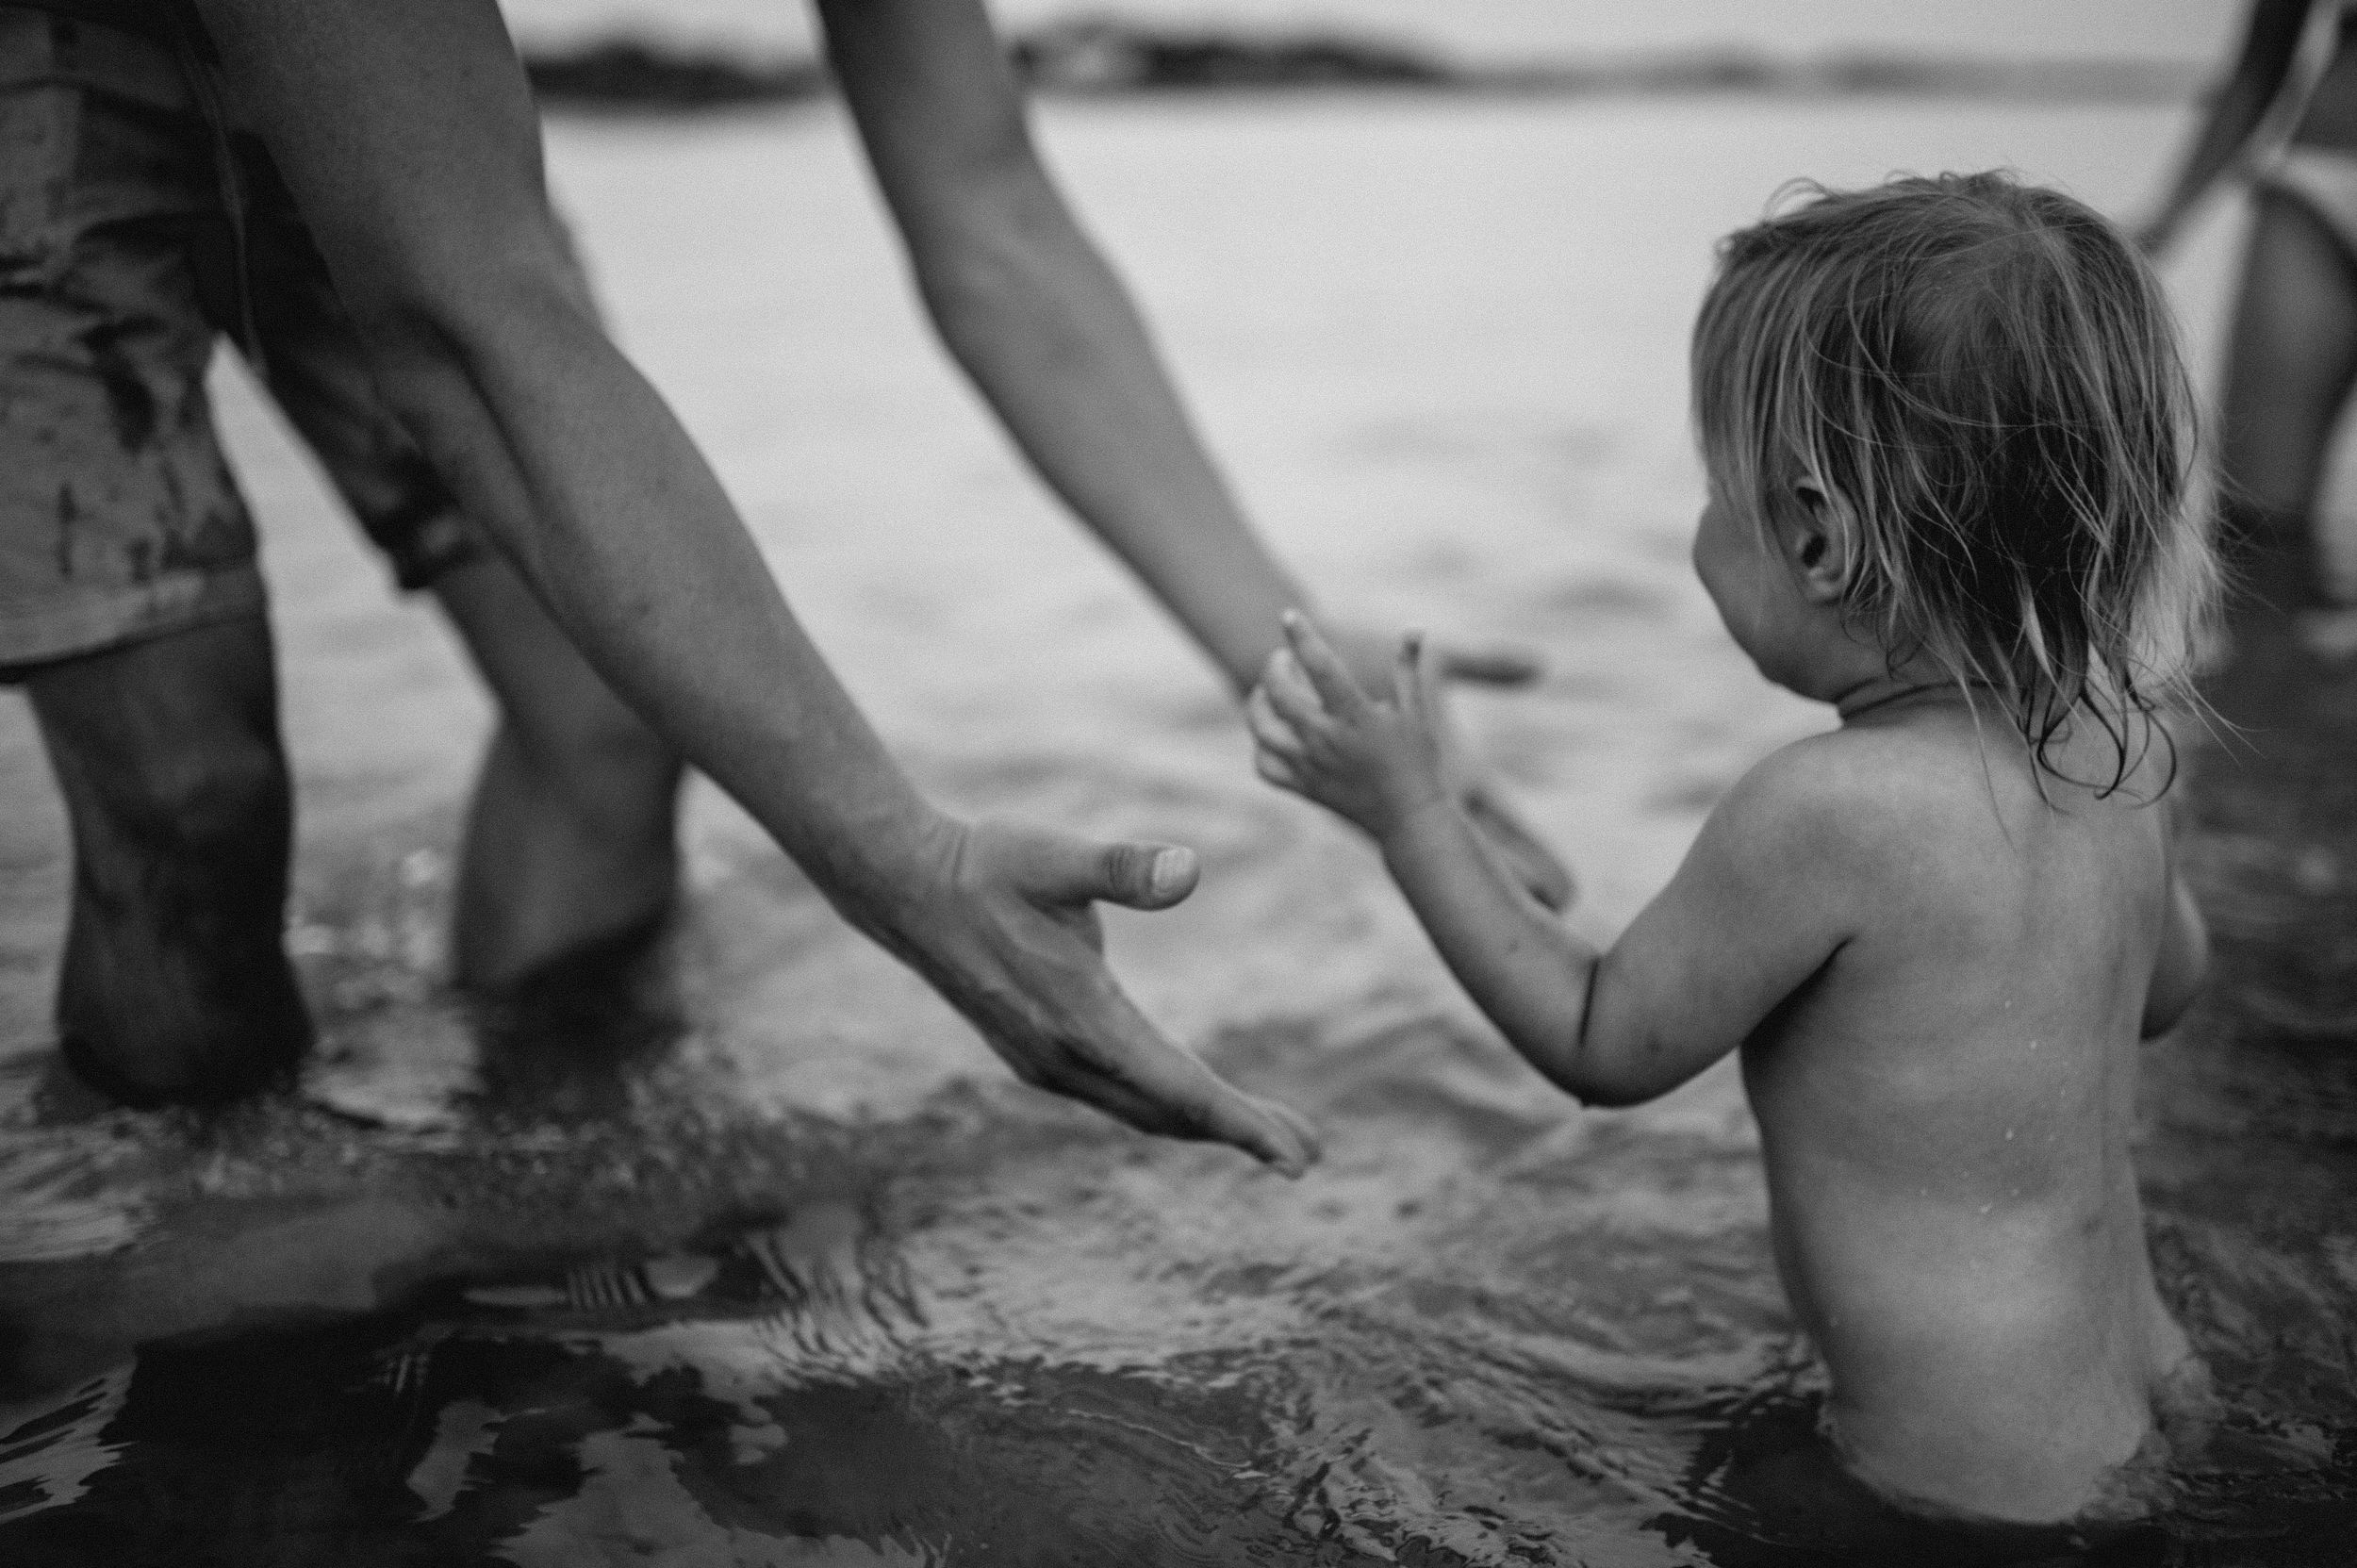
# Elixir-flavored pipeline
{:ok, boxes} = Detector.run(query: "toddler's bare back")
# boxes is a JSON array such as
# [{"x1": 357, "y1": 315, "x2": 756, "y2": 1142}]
[{"x1": 1736, "y1": 706, "x2": 2198, "y2": 1522}]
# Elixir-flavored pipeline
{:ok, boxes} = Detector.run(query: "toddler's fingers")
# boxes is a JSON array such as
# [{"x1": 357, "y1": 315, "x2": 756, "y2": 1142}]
[
  {"x1": 1261, "y1": 647, "x2": 1331, "y2": 732},
  {"x1": 1281, "y1": 610, "x2": 1372, "y2": 719},
  {"x1": 1391, "y1": 630, "x2": 1428, "y2": 715},
  {"x1": 1254, "y1": 747, "x2": 1304, "y2": 793},
  {"x1": 1257, "y1": 644, "x2": 1290, "y2": 690},
  {"x1": 1409, "y1": 631, "x2": 1444, "y2": 721},
  {"x1": 1246, "y1": 685, "x2": 1308, "y2": 760}
]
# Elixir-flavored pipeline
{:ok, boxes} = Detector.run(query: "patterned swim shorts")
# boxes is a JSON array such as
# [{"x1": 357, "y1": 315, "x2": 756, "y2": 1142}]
[{"x1": 0, "y1": 8, "x2": 498, "y2": 668}]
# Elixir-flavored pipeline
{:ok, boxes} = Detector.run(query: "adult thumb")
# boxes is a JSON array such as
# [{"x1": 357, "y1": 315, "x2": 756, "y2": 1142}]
[{"x1": 1039, "y1": 835, "x2": 1200, "y2": 910}]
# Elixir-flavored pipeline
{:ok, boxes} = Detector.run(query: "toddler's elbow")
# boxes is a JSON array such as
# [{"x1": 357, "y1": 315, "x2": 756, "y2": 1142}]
[
  {"x1": 1541, "y1": 1032, "x2": 1654, "y2": 1110},
  {"x1": 1541, "y1": 1017, "x2": 1702, "y2": 1110},
  {"x1": 1562, "y1": 1075, "x2": 1652, "y2": 1111}
]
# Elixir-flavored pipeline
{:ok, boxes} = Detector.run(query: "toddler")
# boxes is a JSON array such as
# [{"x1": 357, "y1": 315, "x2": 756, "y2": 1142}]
[{"x1": 1249, "y1": 173, "x2": 2217, "y2": 1524}]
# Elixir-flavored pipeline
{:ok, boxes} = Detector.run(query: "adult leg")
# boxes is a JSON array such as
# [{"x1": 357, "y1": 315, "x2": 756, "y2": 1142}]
[
  {"x1": 21, "y1": 616, "x2": 311, "y2": 1106},
  {"x1": 0, "y1": 20, "x2": 304, "y2": 1105},
  {"x1": 226, "y1": 148, "x2": 684, "y2": 991},
  {"x1": 2217, "y1": 185, "x2": 2357, "y2": 610},
  {"x1": 432, "y1": 556, "x2": 684, "y2": 991}
]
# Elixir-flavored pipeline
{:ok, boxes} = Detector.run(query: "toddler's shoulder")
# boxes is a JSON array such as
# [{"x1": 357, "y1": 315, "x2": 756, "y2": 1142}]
[
  {"x1": 1703, "y1": 726, "x2": 1981, "y2": 887},
  {"x1": 1713, "y1": 726, "x2": 1937, "y2": 833}
]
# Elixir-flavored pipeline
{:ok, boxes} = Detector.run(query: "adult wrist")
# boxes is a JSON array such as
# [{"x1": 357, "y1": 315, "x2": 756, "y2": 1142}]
[
  {"x1": 788, "y1": 793, "x2": 969, "y2": 949},
  {"x1": 1203, "y1": 581, "x2": 1319, "y2": 696}
]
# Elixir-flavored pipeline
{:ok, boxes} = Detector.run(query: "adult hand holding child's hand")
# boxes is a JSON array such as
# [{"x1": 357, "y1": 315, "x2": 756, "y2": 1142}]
[{"x1": 1248, "y1": 612, "x2": 1452, "y2": 843}]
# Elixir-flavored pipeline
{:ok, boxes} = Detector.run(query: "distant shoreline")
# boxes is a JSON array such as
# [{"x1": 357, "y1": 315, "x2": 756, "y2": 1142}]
[{"x1": 521, "y1": 23, "x2": 2208, "y2": 112}]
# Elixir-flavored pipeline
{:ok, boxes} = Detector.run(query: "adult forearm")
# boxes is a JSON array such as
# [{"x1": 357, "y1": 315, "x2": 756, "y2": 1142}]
[
  {"x1": 194, "y1": 0, "x2": 947, "y2": 929},
  {"x1": 365, "y1": 285, "x2": 948, "y2": 923},
  {"x1": 920, "y1": 177, "x2": 1309, "y2": 689},
  {"x1": 190, "y1": 0, "x2": 1322, "y2": 1171}
]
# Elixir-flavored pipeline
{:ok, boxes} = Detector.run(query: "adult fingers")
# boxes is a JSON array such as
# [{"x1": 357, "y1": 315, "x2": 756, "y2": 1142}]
[
  {"x1": 1460, "y1": 784, "x2": 1577, "y2": 912},
  {"x1": 1434, "y1": 637, "x2": 1544, "y2": 686},
  {"x1": 1264, "y1": 1097, "x2": 1322, "y2": 1154},
  {"x1": 944, "y1": 823, "x2": 1312, "y2": 1173},
  {"x1": 1052, "y1": 1015, "x2": 1320, "y2": 1176},
  {"x1": 1281, "y1": 611, "x2": 1372, "y2": 718}
]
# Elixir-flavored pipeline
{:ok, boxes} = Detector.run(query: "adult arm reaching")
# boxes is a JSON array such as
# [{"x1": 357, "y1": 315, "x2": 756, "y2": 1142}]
[
  {"x1": 2136, "y1": 0, "x2": 2315, "y2": 256},
  {"x1": 190, "y1": 0, "x2": 1315, "y2": 1174},
  {"x1": 817, "y1": 0, "x2": 1573, "y2": 907}
]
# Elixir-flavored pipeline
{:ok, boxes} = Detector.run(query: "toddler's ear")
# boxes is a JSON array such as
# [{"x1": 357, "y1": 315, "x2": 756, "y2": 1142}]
[{"x1": 1785, "y1": 480, "x2": 1854, "y2": 603}]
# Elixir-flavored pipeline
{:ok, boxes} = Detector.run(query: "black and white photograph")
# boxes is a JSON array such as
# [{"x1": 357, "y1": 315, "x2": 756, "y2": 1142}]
[{"x1": 1, "y1": 0, "x2": 2352, "y2": 1561}]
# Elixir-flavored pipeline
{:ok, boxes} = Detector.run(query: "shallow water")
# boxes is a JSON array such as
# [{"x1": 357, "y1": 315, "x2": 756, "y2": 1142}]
[{"x1": 3, "y1": 96, "x2": 2357, "y2": 1565}]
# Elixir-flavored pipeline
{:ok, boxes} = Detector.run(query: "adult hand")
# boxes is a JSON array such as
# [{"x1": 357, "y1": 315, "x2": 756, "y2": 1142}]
[
  {"x1": 1314, "y1": 621, "x2": 1574, "y2": 910},
  {"x1": 887, "y1": 817, "x2": 1320, "y2": 1175},
  {"x1": 1321, "y1": 622, "x2": 1541, "y2": 691}
]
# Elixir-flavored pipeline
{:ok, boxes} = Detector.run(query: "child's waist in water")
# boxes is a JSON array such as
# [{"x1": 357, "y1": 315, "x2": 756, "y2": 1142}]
[{"x1": 1772, "y1": 1187, "x2": 2175, "y2": 1376}]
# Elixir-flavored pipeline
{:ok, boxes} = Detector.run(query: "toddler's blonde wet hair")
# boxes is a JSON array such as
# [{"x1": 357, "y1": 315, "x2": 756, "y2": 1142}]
[{"x1": 1692, "y1": 171, "x2": 2217, "y2": 792}]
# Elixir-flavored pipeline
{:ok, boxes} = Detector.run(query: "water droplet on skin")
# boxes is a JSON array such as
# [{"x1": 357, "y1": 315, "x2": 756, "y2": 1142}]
[
  {"x1": 2004, "y1": 1129, "x2": 2014, "y2": 1141},
  {"x1": 1979, "y1": 1204, "x2": 1992, "y2": 1216}
]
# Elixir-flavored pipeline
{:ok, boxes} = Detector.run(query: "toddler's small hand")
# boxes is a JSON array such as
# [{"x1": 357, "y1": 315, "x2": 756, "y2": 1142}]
[{"x1": 1248, "y1": 611, "x2": 1449, "y2": 841}]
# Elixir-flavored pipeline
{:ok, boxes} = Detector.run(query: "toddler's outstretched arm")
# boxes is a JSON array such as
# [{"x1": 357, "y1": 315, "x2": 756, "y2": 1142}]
[
  {"x1": 1250, "y1": 615, "x2": 1603, "y2": 1082},
  {"x1": 1249, "y1": 614, "x2": 1852, "y2": 1105}
]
